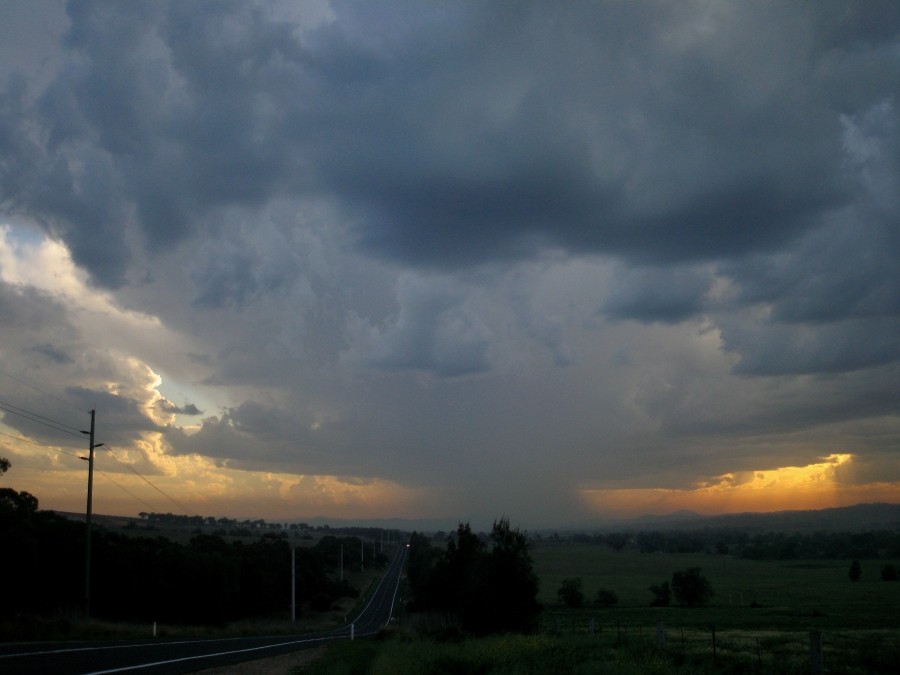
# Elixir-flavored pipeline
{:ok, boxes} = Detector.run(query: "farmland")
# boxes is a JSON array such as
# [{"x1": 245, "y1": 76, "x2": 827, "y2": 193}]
[
  {"x1": 531, "y1": 544, "x2": 900, "y2": 630},
  {"x1": 301, "y1": 542, "x2": 900, "y2": 674}
]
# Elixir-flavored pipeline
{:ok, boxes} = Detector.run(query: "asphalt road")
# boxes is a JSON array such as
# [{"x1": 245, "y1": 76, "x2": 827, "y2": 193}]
[{"x1": 0, "y1": 543, "x2": 408, "y2": 674}]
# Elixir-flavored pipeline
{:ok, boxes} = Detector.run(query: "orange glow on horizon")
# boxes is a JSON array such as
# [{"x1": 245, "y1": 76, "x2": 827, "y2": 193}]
[
  {"x1": 1, "y1": 443, "x2": 436, "y2": 521},
  {"x1": 579, "y1": 453, "x2": 899, "y2": 517}
]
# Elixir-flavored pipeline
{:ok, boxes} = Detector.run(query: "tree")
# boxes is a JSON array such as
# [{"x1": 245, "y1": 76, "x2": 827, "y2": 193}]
[
  {"x1": 0, "y1": 456, "x2": 9, "y2": 475},
  {"x1": 649, "y1": 580, "x2": 671, "y2": 607},
  {"x1": 0, "y1": 487, "x2": 39, "y2": 517},
  {"x1": 407, "y1": 518, "x2": 541, "y2": 635},
  {"x1": 671, "y1": 567, "x2": 714, "y2": 607},
  {"x1": 881, "y1": 564, "x2": 898, "y2": 582},
  {"x1": 606, "y1": 532, "x2": 631, "y2": 551},
  {"x1": 481, "y1": 518, "x2": 542, "y2": 634},
  {"x1": 557, "y1": 578, "x2": 584, "y2": 608},
  {"x1": 848, "y1": 559, "x2": 861, "y2": 581},
  {"x1": 595, "y1": 588, "x2": 618, "y2": 608}
]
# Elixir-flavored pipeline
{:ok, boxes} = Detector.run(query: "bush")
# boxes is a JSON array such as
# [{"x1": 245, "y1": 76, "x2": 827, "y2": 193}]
[
  {"x1": 557, "y1": 578, "x2": 584, "y2": 608},
  {"x1": 671, "y1": 567, "x2": 713, "y2": 607},
  {"x1": 848, "y1": 559, "x2": 861, "y2": 582},
  {"x1": 595, "y1": 588, "x2": 618, "y2": 607},
  {"x1": 880, "y1": 564, "x2": 897, "y2": 581},
  {"x1": 649, "y1": 581, "x2": 670, "y2": 607}
]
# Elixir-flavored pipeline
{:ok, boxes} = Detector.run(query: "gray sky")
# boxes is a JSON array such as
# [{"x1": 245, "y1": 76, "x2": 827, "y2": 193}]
[{"x1": 0, "y1": 0, "x2": 897, "y2": 528}]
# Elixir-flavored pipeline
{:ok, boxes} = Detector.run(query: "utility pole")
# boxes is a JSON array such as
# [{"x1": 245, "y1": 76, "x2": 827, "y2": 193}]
[
  {"x1": 81, "y1": 409, "x2": 103, "y2": 619},
  {"x1": 291, "y1": 546, "x2": 296, "y2": 623}
]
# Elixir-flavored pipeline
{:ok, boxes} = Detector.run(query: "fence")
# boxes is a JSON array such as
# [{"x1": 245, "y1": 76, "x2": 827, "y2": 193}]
[{"x1": 540, "y1": 614, "x2": 898, "y2": 673}]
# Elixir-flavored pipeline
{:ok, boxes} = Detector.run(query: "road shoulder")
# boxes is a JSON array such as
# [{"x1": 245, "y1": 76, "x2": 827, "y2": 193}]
[{"x1": 189, "y1": 645, "x2": 326, "y2": 674}]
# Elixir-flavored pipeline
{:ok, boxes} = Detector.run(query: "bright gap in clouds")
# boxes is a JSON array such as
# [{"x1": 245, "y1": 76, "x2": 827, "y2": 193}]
[
  {"x1": 0, "y1": 224, "x2": 427, "y2": 520},
  {"x1": 578, "y1": 453, "x2": 894, "y2": 517}
]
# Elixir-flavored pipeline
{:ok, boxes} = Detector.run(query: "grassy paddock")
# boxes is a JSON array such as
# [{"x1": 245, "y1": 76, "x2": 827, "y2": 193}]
[
  {"x1": 296, "y1": 546, "x2": 900, "y2": 674},
  {"x1": 531, "y1": 545, "x2": 900, "y2": 630},
  {"x1": 295, "y1": 628, "x2": 900, "y2": 674}
]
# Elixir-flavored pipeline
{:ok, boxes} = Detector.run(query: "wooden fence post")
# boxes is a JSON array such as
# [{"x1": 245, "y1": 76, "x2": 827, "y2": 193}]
[
  {"x1": 810, "y1": 630, "x2": 823, "y2": 675},
  {"x1": 657, "y1": 621, "x2": 666, "y2": 650}
]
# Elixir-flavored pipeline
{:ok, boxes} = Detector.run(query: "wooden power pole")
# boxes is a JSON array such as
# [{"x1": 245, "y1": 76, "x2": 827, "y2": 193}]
[{"x1": 82, "y1": 409, "x2": 103, "y2": 619}]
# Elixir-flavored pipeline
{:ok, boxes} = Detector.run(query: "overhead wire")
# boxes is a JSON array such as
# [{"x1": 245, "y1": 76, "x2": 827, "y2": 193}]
[
  {"x1": 0, "y1": 429, "x2": 83, "y2": 459},
  {"x1": 103, "y1": 445, "x2": 197, "y2": 517},
  {"x1": 98, "y1": 470, "x2": 161, "y2": 513},
  {"x1": 0, "y1": 366, "x2": 87, "y2": 414},
  {"x1": 0, "y1": 368, "x2": 197, "y2": 518},
  {"x1": 0, "y1": 398, "x2": 85, "y2": 438}
]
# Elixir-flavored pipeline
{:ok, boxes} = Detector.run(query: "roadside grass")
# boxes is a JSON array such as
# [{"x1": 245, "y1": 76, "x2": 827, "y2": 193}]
[
  {"x1": 0, "y1": 615, "x2": 324, "y2": 642},
  {"x1": 296, "y1": 547, "x2": 900, "y2": 674},
  {"x1": 295, "y1": 628, "x2": 900, "y2": 675}
]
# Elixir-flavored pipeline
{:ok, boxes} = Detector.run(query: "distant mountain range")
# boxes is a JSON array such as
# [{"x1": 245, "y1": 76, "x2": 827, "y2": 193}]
[
  {"x1": 609, "y1": 502, "x2": 900, "y2": 534},
  {"x1": 241, "y1": 502, "x2": 900, "y2": 534}
]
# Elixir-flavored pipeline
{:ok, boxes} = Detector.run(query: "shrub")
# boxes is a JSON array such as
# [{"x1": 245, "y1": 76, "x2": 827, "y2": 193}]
[
  {"x1": 671, "y1": 567, "x2": 714, "y2": 607},
  {"x1": 649, "y1": 581, "x2": 670, "y2": 607},
  {"x1": 595, "y1": 588, "x2": 618, "y2": 607},
  {"x1": 557, "y1": 578, "x2": 584, "y2": 608}
]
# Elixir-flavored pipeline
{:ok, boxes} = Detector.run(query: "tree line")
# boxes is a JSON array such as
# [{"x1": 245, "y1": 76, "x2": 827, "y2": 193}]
[
  {"x1": 136, "y1": 511, "x2": 398, "y2": 540},
  {"x1": 537, "y1": 528, "x2": 900, "y2": 559},
  {"x1": 0, "y1": 475, "x2": 384, "y2": 627}
]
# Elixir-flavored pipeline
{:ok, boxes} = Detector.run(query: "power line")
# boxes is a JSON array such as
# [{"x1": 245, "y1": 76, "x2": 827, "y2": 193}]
[
  {"x1": 0, "y1": 368, "x2": 198, "y2": 518},
  {"x1": 103, "y1": 446, "x2": 197, "y2": 517},
  {"x1": 0, "y1": 428, "x2": 163, "y2": 517},
  {"x1": 97, "y1": 425, "x2": 200, "y2": 517},
  {"x1": 0, "y1": 429, "x2": 83, "y2": 459},
  {"x1": 98, "y1": 470, "x2": 160, "y2": 513},
  {"x1": 0, "y1": 398, "x2": 85, "y2": 438},
  {"x1": 0, "y1": 366, "x2": 86, "y2": 415}
]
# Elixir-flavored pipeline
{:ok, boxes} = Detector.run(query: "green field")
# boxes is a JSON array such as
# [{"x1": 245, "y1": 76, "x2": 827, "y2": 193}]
[
  {"x1": 297, "y1": 545, "x2": 900, "y2": 674},
  {"x1": 531, "y1": 544, "x2": 900, "y2": 631}
]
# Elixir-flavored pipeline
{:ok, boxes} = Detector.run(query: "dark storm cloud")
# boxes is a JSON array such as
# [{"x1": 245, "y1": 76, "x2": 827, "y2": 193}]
[
  {"x1": 64, "y1": 385, "x2": 165, "y2": 434},
  {"x1": 603, "y1": 265, "x2": 713, "y2": 324},
  {"x1": 346, "y1": 274, "x2": 492, "y2": 377},
  {"x1": 30, "y1": 343, "x2": 73, "y2": 365},
  {"x1": 2, "y1": 1, "x2": 896, "y2": 286},
  {"x1": 309, "y1": 1, "x2": 851, "y2": 268},
  {"x1": 1, "y1": 0, "x2": 899, "y2": 519},
  {"x1": 165, "y1": 399, "x2": 345, "y2": 473},
  {"x1": 156, "y1": 400, "x2": 202, "y2": 416}
]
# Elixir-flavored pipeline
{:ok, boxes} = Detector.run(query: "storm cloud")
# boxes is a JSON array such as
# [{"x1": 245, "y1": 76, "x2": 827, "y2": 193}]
[{"x1": 0, "y1": 0, "x2": 897, "y2": 525}]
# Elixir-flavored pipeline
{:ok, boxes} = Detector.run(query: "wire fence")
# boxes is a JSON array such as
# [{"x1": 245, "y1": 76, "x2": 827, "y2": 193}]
[{"x1": 538, "y1": 614, "x2": 899, "y2": 674}]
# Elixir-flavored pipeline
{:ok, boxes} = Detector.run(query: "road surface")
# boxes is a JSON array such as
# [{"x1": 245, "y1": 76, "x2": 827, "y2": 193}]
[{"x1": 0, "y1": 543, "x2": 407, "y2": 674}]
